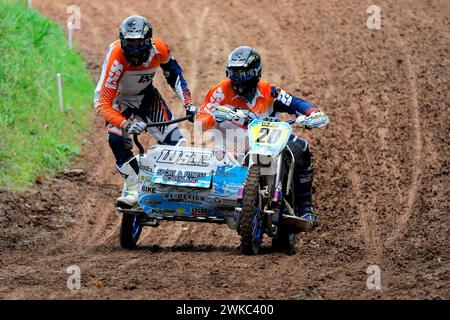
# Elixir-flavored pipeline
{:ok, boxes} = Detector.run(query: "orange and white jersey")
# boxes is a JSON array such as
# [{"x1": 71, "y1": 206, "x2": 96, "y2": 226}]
[
  {"x1": 196, "y1": 79, "x2": 319, "y2": 131},
  {"x1": 94, "y1": 37, "x2": 192, "y2": 128}
]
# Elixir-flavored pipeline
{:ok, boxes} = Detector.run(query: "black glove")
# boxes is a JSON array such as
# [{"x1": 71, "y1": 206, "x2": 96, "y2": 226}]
[{"x1": 184, "y1": 103, "x2": 198, "y2": 123}]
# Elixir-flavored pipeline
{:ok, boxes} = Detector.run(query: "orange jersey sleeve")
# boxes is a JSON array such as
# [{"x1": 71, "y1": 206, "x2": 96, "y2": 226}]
[
  {"x1": 152, "y1": 37, "x2": 171, "y2": 64},
  {"x1": 94, "y1": 41, "x2": 127, "y2": 128},
  {"x1": 196, "y1": 82, "x2": 228, "y2": 130}
]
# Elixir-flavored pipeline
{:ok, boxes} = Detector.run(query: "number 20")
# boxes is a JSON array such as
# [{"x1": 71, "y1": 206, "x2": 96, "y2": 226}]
[{"x1": 256, "y1": 128, "x2": 282, "y2": 144}]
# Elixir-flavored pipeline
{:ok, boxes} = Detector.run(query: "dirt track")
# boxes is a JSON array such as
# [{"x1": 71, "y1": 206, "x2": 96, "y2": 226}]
[{"x1": 0, "y1": 0, "x2": 449, "y2": 299}]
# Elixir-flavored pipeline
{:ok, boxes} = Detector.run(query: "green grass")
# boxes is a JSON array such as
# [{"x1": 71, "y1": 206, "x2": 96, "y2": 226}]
[{"x1": 0, "y1": 1, "x2": 94, "y2": 190}]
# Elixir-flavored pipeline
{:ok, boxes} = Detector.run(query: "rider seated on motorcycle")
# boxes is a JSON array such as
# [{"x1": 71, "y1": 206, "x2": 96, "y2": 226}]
[
  {"x1": 195, "y1": 46, "x2": 329, "y2": 225},
  {"x1": 94, "y1": 15, "x2": 196, "y2": 208}
]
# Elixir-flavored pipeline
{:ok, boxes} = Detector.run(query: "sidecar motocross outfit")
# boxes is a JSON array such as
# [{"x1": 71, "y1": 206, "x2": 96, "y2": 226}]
[{"x1": 196, "y1": 79, "x2": 328, "y2": 224}]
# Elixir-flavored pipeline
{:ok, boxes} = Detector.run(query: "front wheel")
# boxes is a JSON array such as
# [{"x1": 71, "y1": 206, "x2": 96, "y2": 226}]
[
  {"x1": 239, "y1": 165, "x2": 263, "y2": 255},
  {"x1": 120, "y1": 213, "x2": 143, "y2": 249}
]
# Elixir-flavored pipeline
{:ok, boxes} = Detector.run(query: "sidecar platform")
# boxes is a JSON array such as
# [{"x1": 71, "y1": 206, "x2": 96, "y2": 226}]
[{"x1": 117, "y1": 207, "x2": 231, "y2": 226}]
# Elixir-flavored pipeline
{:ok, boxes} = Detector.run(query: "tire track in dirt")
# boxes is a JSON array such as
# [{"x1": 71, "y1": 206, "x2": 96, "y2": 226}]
[
  {"x1": 309, "y1": 0, "x2": 424, "y2": 259},
  {"x1": 316, "y1": 0, "x2": 376, "y2": 256},
  {"x1": 347, "y1": 101, "x2": 382, "y2": 256},
  {"x1": 304, "y1": 0, "x2": 384, "y2": 257},
  {"x1": 168, "y1": 0, "x2": 210, "y2": 96},
  {"x1": 1, "y1": 0, "x2": 448, "y2": 300},
  {"x1": 382, "y1": 17, "x2": 423, "y2": 248},
  {"x1": 50, "y1": 123, "x2": 122, "y2": 251}
]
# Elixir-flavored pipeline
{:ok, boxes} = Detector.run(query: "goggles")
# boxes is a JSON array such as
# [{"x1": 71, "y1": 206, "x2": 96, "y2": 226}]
[
  {"x1": 121, "y1": 39, "x2": 152, "y2": 51},
  {"x1": 226, "y1": 68, "x2": 259, "y2": 82}
]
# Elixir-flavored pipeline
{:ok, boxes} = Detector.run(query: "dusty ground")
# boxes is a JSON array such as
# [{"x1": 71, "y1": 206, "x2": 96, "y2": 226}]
[{"x1": 0, "y1": 0, "x2": 449, "y2": 299}]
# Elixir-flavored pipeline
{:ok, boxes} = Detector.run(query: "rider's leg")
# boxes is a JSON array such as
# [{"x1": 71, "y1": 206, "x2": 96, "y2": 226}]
[
  {"x1": 110, "y1": 85, "x2": 185, "y2": 207},
  {"x1": 286, "y1": 136, "x2": 318, "y2": 226},
  {"x1": 108, "y1": 130, "x2": 139, "y2": 208},
  {"x1": 138, "y1": 85, "x2": 185, "y2": 146}
]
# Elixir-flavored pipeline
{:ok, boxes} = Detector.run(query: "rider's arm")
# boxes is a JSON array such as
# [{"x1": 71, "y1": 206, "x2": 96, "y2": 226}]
[
  {"x1": 94, "y1": 42, "x2": 127, "y2": 129},
  {"x1": 158, "y1": 40, "x2": 193, "y2": 107},
  {"x1": 195, "y1": 84, "x2": 224, "y2": 130},
  {"x1": 270, "y1": 85, "x2": 320, "y2": 116}
]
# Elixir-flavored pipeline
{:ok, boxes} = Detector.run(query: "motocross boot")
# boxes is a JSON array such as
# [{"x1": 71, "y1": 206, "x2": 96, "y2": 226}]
[
  {"x1": 116, "y1": 157, "x2": 140, "y2": 208},
  {"x1": 294, "y1": 165, "x2": 319, "y2": 228}
]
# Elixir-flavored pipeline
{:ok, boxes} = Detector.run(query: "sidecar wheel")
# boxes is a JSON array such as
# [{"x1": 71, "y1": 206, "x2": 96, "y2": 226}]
[
  {"x1": 120, "y1": 213, "x2": 143, "y2": 249},
  {"x1": 240, "y1": 165, "x2": 263, "y2": 255}
]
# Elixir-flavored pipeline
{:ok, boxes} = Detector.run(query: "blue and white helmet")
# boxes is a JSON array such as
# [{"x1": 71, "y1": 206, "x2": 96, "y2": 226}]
[{"x1": 226, "y1": 46, "x2": 262, "y2": 96}]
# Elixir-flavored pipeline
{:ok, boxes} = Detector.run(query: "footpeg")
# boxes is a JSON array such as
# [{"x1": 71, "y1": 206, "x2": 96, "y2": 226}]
[
  {"x1": 281, "y1": 214, "x2": 313, "y2": 234},
  {"x1": 140, "y1": 219, "x2": 160, "y2": 228}
]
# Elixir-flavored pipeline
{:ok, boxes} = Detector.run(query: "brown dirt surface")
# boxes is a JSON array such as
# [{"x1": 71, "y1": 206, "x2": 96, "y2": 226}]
[{"x1": 0, "y1": 0, "x2": 449, "y2": 300}]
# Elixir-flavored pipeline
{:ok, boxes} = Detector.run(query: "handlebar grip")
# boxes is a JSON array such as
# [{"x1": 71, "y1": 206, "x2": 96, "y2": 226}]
[{"x1": 132, "y1": 115, "x2": 194, "y2": 156}]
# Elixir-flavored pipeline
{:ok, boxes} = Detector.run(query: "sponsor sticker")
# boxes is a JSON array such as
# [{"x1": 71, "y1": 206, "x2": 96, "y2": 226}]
[
  {"x1": 105, "y1": 60, "x2": 123, "y2": 90},
  {"x1": 192, "y1": 208, "x2": 208, "y2": 217},
  {"x1": 157, "y1": 169, "x2": 208, "y2": 184},
  {"x1": 164, "y1": 193, "x2": 205, "y2": 203},
  {"x1": 141, "y1": 186, "x2": 156, "y2": 193},
  {"x1": 151, "y1": 208, "x2": 185, "y2": 215},
  {"x1": 156, "y1": 149, "x2": 212, "y2": 167},
  {"x1": 143, "y1": 199, "x2": 161, "y2": 205}
]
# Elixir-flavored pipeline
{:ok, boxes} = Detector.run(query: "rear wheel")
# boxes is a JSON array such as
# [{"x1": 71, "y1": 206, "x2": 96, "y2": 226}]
[
  {"x1": 120, "y1": 213, "x2": 143, "y2": 249},
  {"x1": 272, "y1": 223, "x2": 296, "y2": 252},
  {"x1": 240, "y1": 165, "x2": 263, "y2": 255}
]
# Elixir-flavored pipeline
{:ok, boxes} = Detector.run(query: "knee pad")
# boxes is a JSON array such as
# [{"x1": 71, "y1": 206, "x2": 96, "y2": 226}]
[{"x1": 287, "y1": 138, "x2": 312, "y2": 170}]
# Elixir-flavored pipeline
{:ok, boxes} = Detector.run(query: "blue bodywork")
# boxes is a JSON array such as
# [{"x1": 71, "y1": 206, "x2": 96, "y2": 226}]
[{"x1": 139, "y1": 153, "x2": 248, "y2": 219}]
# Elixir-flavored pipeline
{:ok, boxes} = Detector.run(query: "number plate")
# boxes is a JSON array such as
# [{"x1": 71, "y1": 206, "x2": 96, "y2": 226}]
[{"x1": 248, "y1": 120, "x2": 292, "y2": 155}]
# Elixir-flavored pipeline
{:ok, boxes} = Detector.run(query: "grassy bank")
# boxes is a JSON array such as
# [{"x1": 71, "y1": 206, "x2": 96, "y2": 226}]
[{"x1": 0, "y1": 1, "x2": 94, "y2": 190}]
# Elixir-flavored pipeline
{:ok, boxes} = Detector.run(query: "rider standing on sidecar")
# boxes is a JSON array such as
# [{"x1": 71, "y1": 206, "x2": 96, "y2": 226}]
[
  {"x1": 94, "y1": 15, "x2": 196, "y2": 208},
  {"x1": 195, "y1": 46, "x2": 329, "y2": 225}
]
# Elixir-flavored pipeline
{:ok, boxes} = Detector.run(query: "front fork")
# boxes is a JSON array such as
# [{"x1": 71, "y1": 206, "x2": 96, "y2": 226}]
[{"x1": 235, "y1": 153, "x2": 293, "y2": 237}]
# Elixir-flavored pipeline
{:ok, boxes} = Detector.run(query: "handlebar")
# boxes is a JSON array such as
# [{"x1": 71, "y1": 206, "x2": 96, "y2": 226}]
[
  {"x1": 215, "y1": 107, "x2": 303, "y2": 127},
  {"x1": 215, "y1": 107, "x2": 327, "y2": 130},
  {"x1": 145, "y1": 114, "x2": 194, "y2": 128},
  {"x1": 286, "y1": 118, "x2": 297, "y2": 125},
  {"x1": 133, "y1": 114, "x2": 194, "y2": 156},
  {"x1": 132, "y1": 109, "x2": 324, "y2": 156}
]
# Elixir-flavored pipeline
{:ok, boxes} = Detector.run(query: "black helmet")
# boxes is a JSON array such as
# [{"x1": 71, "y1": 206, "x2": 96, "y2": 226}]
[
  {"x1": 226, "y1": 46, "x2": 262, "y2": 98},
  {"x1": 119, "y1": 15, "x2": 153, "y2": 66}
]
